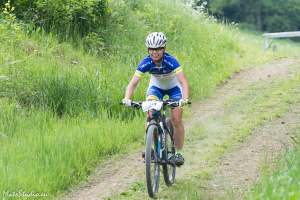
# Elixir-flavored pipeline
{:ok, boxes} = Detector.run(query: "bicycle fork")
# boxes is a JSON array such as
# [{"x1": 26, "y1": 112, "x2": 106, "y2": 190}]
[{"x1": 158, "y1": 121, "x2": 167, "y2": 163}]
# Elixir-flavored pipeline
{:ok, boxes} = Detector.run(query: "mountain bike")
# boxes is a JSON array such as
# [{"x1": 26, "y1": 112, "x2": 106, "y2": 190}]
[{"x1": 124, "y1": 100, "x2": 190, "y2": 198}]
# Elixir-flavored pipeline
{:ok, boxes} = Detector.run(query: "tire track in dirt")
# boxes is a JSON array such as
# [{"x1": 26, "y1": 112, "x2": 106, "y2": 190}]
[
  {"x1": 59, "y1": 58, "x2": 299, "y2": 200},
  {"x1": 177, "y1": 58, "x2": 298, "y2": 178},
  {"x1": 59, "y1": 152, "x2": 145, "y2": 200},
  {"x1": 208, "y1": 103, "x2": 300, "y2": 200}
]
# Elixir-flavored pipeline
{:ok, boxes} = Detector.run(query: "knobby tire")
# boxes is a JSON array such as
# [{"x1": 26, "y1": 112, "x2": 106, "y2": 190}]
[
  {"x1": 145, "y1": 123, "x2": 160, "y2": 198},
  {"x1": 163, "y1": 118, "x2": 176, "y2": 186}
]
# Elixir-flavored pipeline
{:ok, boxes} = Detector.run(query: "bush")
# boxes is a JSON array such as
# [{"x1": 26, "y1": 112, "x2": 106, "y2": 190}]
[
  {"x1": 1, "y1": 0, "x2": 108, "y2": 40},
  {"x1": 82, "y1": 32, "x2": 105, "y2": 55}
]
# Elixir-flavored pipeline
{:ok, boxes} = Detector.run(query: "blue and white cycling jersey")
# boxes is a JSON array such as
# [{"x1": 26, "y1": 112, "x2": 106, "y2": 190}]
[
  {"x1": 135, "y1": 52, "x2": 183, "y2": 90},
  {"x1": 134, "y1": 52, "x2": 183, "y2": 100}
]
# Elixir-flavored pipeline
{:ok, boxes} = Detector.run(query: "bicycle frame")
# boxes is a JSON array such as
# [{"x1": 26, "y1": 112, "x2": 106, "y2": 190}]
[
  {"x1": 146, "y1": 109, "x2": 171, "y2": 165},
  {"x1": 121, "y1": 99, "x2": 189, "y2": 198}
]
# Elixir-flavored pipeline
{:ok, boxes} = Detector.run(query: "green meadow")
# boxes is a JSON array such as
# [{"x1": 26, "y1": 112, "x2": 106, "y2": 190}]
[{"x1": 0, "y1": 0, "x2": 299, "y2": 198}]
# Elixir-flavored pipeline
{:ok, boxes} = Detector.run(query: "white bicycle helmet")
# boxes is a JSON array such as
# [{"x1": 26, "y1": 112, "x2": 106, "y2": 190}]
[{"x1": 145, "y1": 32, "x2": 167, "y2": 48}]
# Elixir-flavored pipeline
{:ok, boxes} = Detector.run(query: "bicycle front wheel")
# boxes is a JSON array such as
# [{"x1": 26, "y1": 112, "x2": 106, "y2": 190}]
[
  {"x1": 163, "y1": 118, "x2": 176, "y2": 186},
  {"x1": 145, "y1": 124, "x2": 160, "y2": 198}
]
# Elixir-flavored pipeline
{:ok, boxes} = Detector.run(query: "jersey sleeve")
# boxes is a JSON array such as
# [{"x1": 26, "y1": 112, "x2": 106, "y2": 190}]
[
  {"x1": 168, "y1": 55, "x2": 182, "y2": 74},
  {"x1": 135, "y1": 57, "x2": 151, "y2": 77}
]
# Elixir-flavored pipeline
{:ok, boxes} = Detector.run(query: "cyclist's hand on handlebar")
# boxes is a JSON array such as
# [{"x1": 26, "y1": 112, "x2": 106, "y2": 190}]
[
  {"x1": 179, "y1": 98, "x2": 190, "y2": 107},
  {"x1": 122, "y1": 98, "x2": 132, "y2": 107}
]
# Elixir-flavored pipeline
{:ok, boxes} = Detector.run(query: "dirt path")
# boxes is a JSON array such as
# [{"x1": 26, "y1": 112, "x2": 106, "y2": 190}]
[
  {"x1": 59, "y1": 58, "x2": 300, "y2": 200},
  {"x1": 59, "y1": 151, "x2": 144, "y2": 200},
  {"x1": 209, "y1": 103, "x2": 300, "y2": 200}
]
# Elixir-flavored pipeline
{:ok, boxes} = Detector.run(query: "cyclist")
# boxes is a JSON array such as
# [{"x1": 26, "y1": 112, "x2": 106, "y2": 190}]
[{"x1": 122, "y1": 32, "x2": 189, "y2": 166}]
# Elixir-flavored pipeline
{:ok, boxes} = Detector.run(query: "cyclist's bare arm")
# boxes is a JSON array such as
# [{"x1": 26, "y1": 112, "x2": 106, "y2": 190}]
[
  {"x1": 125, "y1": 74, "x2": 141, "y2": 99},
  {"x1": 176, "y1": 71, "x2": 189, "y2": 100}
]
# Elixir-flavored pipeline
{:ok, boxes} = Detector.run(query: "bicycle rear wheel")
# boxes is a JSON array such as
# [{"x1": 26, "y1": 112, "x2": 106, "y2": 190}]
[
  {"x1": 163, "y1": 118, "x2": 176, "y2": 186},
  {"x1": 145, "y1": 124, "x2": 160, "y2": 198}
]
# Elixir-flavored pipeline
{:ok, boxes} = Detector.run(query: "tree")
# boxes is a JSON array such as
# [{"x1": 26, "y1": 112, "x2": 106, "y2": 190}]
[{"x1": 193, "y1": 0, "x2": 300, "y2": 32}]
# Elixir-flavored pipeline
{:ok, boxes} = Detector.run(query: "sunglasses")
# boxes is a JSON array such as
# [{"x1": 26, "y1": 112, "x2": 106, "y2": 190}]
[{"x1": 148, "y1": 47, "x2": 165, "y2": 53}]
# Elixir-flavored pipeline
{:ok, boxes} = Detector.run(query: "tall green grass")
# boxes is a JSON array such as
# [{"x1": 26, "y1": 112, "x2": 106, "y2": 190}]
[
  {"x1": 0, "y1": 99, "x2": 144, "y2": 199},
  {"x1": 2, "y1": 0, "x2": 297, "y2": 117},
  {"x1": 0, "y1": 0, "x2": 299, "y2": 198},
  {"x1": 246, "y1": 129, "x2": 300, "y2": 200}
]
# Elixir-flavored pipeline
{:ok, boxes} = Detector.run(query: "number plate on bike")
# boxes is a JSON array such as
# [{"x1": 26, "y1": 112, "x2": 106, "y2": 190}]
[{"x1": 142, "y1": 101, "x2": 163, "y2": 112}]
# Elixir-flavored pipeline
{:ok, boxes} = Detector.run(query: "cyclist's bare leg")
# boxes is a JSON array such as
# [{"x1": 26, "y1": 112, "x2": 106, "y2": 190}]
[{"x1": 171, "y1": 107, "x2": 184, "y2": 150}]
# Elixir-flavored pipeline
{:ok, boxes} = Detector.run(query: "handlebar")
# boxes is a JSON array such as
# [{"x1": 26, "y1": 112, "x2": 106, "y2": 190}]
[{"x1": 121, "y1": 100, "x2": 191, "y2": 109}]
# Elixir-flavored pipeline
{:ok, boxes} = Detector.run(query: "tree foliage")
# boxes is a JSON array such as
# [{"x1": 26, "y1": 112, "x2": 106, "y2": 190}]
[
  {"x1": 0, "y1": 0, "x2": 108, "y2": 40},
  {"x1": 194, "y1": 0, "x2": 300, "y2": 32}
]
